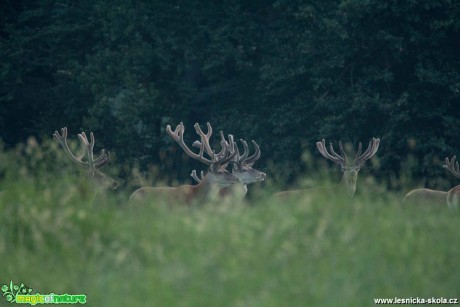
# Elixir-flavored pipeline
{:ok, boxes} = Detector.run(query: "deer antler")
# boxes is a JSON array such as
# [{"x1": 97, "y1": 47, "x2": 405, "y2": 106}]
[
  {"x1": 217, "y1": 132, "x2": 261, "y2": 167},
  {"x1": 166, "y1": 122, "x2": 236, "y2": 168},
  {"x1": 235, "y1": 138, "x2": 249, "y2": 162},
  {"x1": 316, "y1": 139, "x2": 347, "y2": 167},
  {"x1": 53, "y1": 127, "x2": 109, "y2": 170},
  {"x1": 78, "y1": 132, "x2": 109, "y2": 170},
  {"x1": 166, "y1": 122, "x2": 212, "y2": 165},
  {"x1": 243, "y1": 140, "x2": 261, "y2": 166},
  {"x1": 443, "y1": 156, "x2": 460, "y2": 179},
  {"x1": 354, "y1": 138, "x2": 380, "y2": 167},
  {"x1": 53, "y1": 127, "x2": 86, "y2": 164},
  {"x1": 316, "y1": 138, "x2": 380, "y2": 167},
  {"x1": 193, "y1": 122, "x2": 214, "y2": 157},
  {"x1": 191, "y1": 170, "x2": 206, "y2": 183}
]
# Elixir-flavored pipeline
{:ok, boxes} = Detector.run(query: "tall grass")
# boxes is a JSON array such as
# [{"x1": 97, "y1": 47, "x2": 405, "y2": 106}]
[{"x1": 0, "y1": 143, "x2": 459, "y2": 306}]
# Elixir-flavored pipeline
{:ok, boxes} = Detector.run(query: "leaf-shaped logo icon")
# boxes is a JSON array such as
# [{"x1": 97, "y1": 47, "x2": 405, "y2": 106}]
[
  {"x1": 1, "y1": 281, "x2": 35, "y2": 304},
  {"x1": 1, "y1": 280, "x2": 35, "y2": 304}
]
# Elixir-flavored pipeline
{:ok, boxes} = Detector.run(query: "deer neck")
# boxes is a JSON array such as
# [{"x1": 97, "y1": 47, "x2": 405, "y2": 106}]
[
  {"x1": 232, "y1": 182, "x2": 248, "y2": 199},
  {"x1": 191, "y1": 178, "x2": 217, "y2": 198},
  {"x1": 340, "y1": 172, "x2": 357, "y2": 197},
  {"x1": 219, "y1": 182, "x2": 247, "y2": 200}
]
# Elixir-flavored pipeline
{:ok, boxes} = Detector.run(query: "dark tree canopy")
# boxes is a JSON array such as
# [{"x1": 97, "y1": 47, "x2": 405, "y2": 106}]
[{"x1": 1, "y1": 0, "x2": 459, "y2": 189}]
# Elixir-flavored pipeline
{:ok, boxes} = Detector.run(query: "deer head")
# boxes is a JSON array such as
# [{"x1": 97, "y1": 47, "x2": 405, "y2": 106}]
[
  {"x1": 316, "y1": 138, "x2": 380, "y2": 195},
  {"x1": 166, "y1": 122, "x2": 238, "y2": 189},
  {"x1": 193, "y1": 132, "x2": 266, "y2": 185},
  {"x1": 221, "y1": 133, "x2": 266, "y2": 184}
]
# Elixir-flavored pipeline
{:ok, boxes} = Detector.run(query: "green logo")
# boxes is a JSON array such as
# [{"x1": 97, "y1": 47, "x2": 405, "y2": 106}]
[
  {"x1": 1, "y1": 281, "x2": 86, "y2": 305},
  {"x1": 2, "y1": 281, "x2": 33, "y2": 303}
]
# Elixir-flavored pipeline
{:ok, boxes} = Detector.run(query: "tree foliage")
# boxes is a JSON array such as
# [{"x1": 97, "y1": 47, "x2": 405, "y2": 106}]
[{"x1": 1, "y1": 0, "x2": 459, "y2": 188}]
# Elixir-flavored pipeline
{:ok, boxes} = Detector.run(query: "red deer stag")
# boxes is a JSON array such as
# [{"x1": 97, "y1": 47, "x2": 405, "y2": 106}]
[
  {"x1": 272, "y1": 138, "x2": 380, "y2": 200},
  {"x1": 53, "y1": 127, "x2": 119, "y2": 189},
  {"x1": 129, "y1": 122, "x2": 238, "y2": 205},
  {"x1": 403, "y1": 156, "x2": 460, "y2": 208},
  {"x1": 192, "y1": 132, "x2": 266, "y2": 199}
]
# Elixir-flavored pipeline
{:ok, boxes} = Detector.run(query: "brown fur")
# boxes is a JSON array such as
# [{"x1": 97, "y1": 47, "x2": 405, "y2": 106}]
[
  {"x1": 129, "y1": 180, "x2": 223, "y2": 205},
  {"x1": 403, "y1": 188, "x2": 447, "y2": 206}
]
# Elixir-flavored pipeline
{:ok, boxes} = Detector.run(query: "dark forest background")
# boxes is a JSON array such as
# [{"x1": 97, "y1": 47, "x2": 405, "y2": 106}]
[{"x1": 1, "y1": 0, "x2": 459, "y2": 190}]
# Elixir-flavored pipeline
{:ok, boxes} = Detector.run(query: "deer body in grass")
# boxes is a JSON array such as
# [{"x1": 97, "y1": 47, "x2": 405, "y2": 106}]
[
  {"x1": 129, "y1": 122, "x2": 239, "y2": 205},
  {"x1": 403, "y1": 156, "x2": 460, "y2": 208},
  {"x1": 272, "y1": 138, "x2": 380, "y2": 200}
]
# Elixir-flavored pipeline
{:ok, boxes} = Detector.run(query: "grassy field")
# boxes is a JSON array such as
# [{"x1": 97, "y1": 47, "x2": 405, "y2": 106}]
[{"x1": 0, "y1": 148, "x2": 459, "y2": 306}]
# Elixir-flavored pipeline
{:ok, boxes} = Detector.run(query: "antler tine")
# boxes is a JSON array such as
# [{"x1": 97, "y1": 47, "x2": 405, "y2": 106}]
[
  {"x1": 77, "y1": 131, "x2": 113, "y2": 172},
  {"x1": 219, "y1": 131, "x2": 227, "y2": 144},
  {"x1": 166, "y1": 122, "x2": 212, "y2": 165},
  {"x1": 190, "y1": 170, "x2": 206, "y2": 183},
  {"x1": 191, "y1": 170, "x2": 200, "y2": 183},
  {"x1": 216, "y1": 132, "x2": 238, "y2": 163},
  {"x1": 53, "y1": 127, "x2": 68, "y2": 144},
  {"x1": 215, "y1": 131, "x2": 230, "y2": 160},
  {"x1": 194, "y1": 123, "x2": 232, "y2": 163},
  {"x1": 316, "y1": 139, "x2": 345, "y2": 166},
  {"x1": 443, "y1": 156, "x2": 460, "y2": 179},
  {"x1": 194, "y1": 122, "x2": 214, "y2": 157},
  {"x1": 192, "y1": 140, "x2": 202, "y2": 148},
  {"x1": 356, "y1": 138, "x2": 380, "y2": 166},
  {"x1": 165, "y1": 123, "x2": 181, "y2": 142},
  {"x1": 193, "y1": 139, "x2": 222, "y2": 160},
  {"x1": 238, "y1": 139, "x2": 250, "y2": 162},
  {"x1": 226, "y1": 134, "x2": 236, "y2": 157},
  {"x1": 219, "y1": 132, "x2": 243, "y2": 164},
  {"x1": 93, "y1": 149, "x2": 107, "y2": 165},
  {"x1": 94, "y1": 151, "x2": 110, "y2": 169},
  {"x1": 53, "y1": 127, "x2": 88, "y2": 165},
  {"x1": 78, "y1": 132, "x2": 95, "y2": 169},
  {"x1": 360, "y1": 140, "x2": 374, "y2": 159},
  {"x1": 87, "y1": 132, "x2": 110, "y2": 168},
  {"x1": 352, "y1": 142, "x2": 363, "y2": 165},
  {"x1": 211, "y1": 140, "x2": 227, "y2": 163},
  {"x1": 337, "y1": 141, "x2": 349, "y2": 165},
  {"x1": 214, "y1": 138, "x2": 237, "y2": 167},
  {"x1": 217, "y1": 130, "x2": 228, "y2": 159},
  {"x1": 244, "y1": 140, "x2": 261, "y2": 165},
  {"x1": 53, "y1": 127, "x2": 67, "y2": 150},
  {"x1": 89, "y1": 132, "x2": 96, "y2": 160}
]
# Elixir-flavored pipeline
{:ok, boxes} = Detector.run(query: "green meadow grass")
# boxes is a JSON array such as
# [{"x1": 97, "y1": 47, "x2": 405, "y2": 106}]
[{"x1": 0, "y1": 147, "x2": 459, "y2": 306}]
